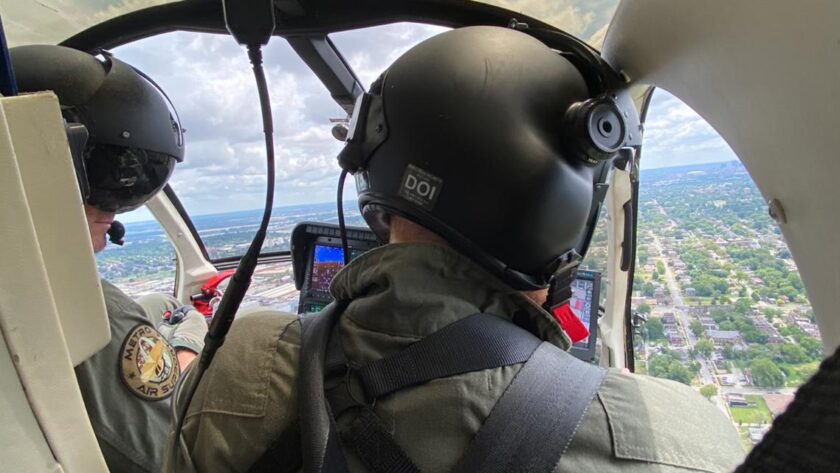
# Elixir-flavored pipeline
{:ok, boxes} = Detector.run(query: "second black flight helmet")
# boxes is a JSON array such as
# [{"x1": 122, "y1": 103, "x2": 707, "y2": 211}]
[
  {"x1": 341, "y1": 26, "x2": 631, "y2": 290},
  {"x1": 11, "y1": 45, "x2": 185, "y2": 213}
]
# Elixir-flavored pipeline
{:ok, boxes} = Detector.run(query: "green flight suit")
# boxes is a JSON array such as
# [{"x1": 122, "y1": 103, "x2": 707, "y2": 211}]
[
  {"x1": 170, "y1": 243, "x2": 745, "y2": 472},
  {"x1": 75, "y1": 280, "x2": 206, "y2": 472}
]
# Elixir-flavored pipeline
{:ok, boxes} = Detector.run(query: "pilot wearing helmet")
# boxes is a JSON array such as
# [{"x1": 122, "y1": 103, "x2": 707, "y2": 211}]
[
  {"x1": 11, "y1": 45, "x2": 207, "y2": 473},
  {"x1": 169, "y1": 27, "x2": 745, "y2": 472}
]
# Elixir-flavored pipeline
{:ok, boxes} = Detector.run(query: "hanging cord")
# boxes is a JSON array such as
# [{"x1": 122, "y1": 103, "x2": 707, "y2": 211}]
[
  {"x1": 337, "y1": 169, "x2": 351, "y2": 264},
  {"x1": 169, "y1": 44, "x2": 275, "y2": 467}
]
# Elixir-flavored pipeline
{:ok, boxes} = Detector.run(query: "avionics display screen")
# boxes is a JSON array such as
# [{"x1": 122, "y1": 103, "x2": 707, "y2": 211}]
[
  {"x1": 309, "y1": 244, "x2": 364, "y2": 292},
  {"x1": 569, "y1": 276, "x2": 595, "y2": 347}
]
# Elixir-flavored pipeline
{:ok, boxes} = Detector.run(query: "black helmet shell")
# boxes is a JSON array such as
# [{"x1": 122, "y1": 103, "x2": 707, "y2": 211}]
[
  {"x1": 10, "y1": 45, "x2": 184, "y2": 213},
  {"x1": 355, "y1": 26, "x2": 596, "y2": 289}
]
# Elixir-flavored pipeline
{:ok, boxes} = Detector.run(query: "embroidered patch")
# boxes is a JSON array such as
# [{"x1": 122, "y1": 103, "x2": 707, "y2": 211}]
[{"x1": 119, "y1": 324, "x2": 180, "y2": 401}]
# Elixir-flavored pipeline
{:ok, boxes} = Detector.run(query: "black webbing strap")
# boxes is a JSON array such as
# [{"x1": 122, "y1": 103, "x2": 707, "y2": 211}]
[
  {"x1": 298, "y1": 302, "x2": 350, "y2": 473},
  {"x1": 324, "y1": 313, "x2": 542, "y2": 473},
  {"x1": 343, "y1": 408, "x2": 422, "y2": 473},
  {"x1": 247, "y1": 420, "x2": 302, "y2": 473},
  {"x1": 454, "y1": 342, "x2": 607, "y2": 473},
  {"x1": 301, "y1": 307, "x2": 605, "y2": 473},
  {"x1": 358, "y1": 313, "x2": 543, "y2": 400}
]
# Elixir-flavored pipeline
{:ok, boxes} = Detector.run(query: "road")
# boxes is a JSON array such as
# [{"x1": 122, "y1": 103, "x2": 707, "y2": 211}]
[
  {"x1": 651, "y1": 233, "x2": 727, "y2": 415},
  {"x1": 652, "y1": 236, "x2": 715, "y2": 382}
]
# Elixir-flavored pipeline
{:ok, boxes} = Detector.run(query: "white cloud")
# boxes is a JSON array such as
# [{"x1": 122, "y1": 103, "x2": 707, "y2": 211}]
[
  {"x1": 331, "y1": 23, "x2": 449, "y2": 89},
  {"x1": 113, "y1": 32, "x2": 353, "y2": 215},
  {"x1": 108, "y1": 24, "x2": 453, "y2": 217},
  {"x1": 105, "y1": 16, "x2": 734, "y2": 218},
  {"x1": 641, "y1": 90, "x2": 738, "y2": 169},
  {"x1": 477, "y1": 0, "x2": 618, "y2": 46}
]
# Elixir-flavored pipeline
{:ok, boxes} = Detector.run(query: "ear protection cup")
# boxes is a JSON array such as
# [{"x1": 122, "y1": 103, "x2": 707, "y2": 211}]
[
  {"x1": 563, "y1": 97, "x2": 628, "y2": 164},
  {"x1": 506, "y1": 22, "x2": 638, "y2": 165}
]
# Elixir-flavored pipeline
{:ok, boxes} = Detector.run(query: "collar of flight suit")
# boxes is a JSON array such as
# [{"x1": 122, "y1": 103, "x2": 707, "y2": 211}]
[{"x1": 329, "y1": 242, "x2": 571, "y2": 360}]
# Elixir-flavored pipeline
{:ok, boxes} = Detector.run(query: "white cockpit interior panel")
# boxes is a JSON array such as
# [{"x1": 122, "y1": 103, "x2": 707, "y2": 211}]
[
  {"x1": 0, "y1": 93, "x2": 108, "y2": 472},
  {"x1": 604, "y1": 0, "x2": 840, "y2": 353}
]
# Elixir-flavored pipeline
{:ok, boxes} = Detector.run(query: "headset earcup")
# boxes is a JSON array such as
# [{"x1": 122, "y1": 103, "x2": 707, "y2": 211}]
[{"x1": 563, "y1": 97, "x2": 627, "y2": 165}]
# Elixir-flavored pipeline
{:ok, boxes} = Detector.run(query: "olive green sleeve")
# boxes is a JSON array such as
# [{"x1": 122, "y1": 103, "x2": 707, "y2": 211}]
[
  {"x1": 559, "y1": 371, "x2": 746, "y2": 473},
  {"x1": 164, "y1": 311, "x2": 301, "y2": 473},
  {"x1": 136, "y1": 293, "x2": 208, "y2": 354}
]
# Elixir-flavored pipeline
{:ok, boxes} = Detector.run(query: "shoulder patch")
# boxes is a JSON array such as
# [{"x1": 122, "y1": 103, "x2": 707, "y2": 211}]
[{"x1": 119, "y1": 324, "x2": 180, "y2": 401}]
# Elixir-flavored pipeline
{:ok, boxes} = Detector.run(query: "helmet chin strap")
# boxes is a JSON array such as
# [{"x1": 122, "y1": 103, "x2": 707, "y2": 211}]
[
  {"x1": 542, "y1": 250, "x2": 582, "y2": 311},
  {"x1": 543, "y1": 270, "x2": 576, "y2": 312},
  {"x1": 542, "y1": 252, "x2": 594, "y2": 345}
]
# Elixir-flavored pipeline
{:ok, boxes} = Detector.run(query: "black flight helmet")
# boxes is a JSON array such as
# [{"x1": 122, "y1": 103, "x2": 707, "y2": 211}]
[
  {"x1": 10, "y1": 45, "x2": 184, "y2": 213},
  {"x1": 339, "y1": 26, "x2": 637, "y2": 290}
]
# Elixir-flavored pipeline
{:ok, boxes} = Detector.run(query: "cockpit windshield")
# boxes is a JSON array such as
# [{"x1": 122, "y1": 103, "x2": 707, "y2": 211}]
[
  {"x1": 0, "y1": 0, "x2": 178, "y2": 47},
  {"x1": 0, "y1": 1, "x2": 618, "y2": 49}
]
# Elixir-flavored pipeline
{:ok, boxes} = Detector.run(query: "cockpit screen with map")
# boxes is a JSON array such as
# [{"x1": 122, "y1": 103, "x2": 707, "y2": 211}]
[
  {"x1": 291, "y1": 222, "x2": 380, "y2": 314},
  {"x1": 567, "y1": 269, "x2": 601, "y2": 362},
  {"x1": 292, "y1": 222, "x2": 601, "y2": 361},
  {"x1": 309, "y1": 245, "x2": 365, "y2": 293}
]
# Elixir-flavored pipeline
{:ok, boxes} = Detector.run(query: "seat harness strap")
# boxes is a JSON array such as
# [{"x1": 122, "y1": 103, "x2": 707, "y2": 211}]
[
  {"x1": 298, "y1": 302, "x2": 351, "y2": 473},
  {"x1": 298, "y1": 309, "x2": 606, "y2": 473},
  {"x1": 455, "y1": 342, "x2": 606, "y2": 473},
  {"x1": 358, "y1": 312, "x2": 543, "y2": 400}
]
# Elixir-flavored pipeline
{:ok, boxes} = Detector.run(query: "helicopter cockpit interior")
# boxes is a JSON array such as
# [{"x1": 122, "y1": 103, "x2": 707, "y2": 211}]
[{"x1": 1, "y1": 1, "x2": 839, "y2": 472}]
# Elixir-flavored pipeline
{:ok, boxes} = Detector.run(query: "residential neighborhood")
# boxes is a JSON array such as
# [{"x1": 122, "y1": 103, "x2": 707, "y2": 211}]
[{"x1": 627, "y1": 162, "x2": 822, "y2": 450}]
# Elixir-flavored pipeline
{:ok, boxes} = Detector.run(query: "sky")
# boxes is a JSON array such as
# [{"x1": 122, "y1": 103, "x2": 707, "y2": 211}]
[{"x1": 2, "y1": 0, "x2": 738, "y2": 222}]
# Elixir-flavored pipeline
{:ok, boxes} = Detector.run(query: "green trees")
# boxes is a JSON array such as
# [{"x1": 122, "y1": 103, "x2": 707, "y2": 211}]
[
  {"x1": 694, "y1": 339, "x2": 715, "y2": 358},
  {"x1": 750, "y1": 358, "x2": 785, "y2": 388},
  {"x1": 798, "y1": 337, "x2": 823, "y2": 361},
  {"x1": 734, "y1": 298, "x2": 752, "y2": 315},
  {"x1": 656, "y1": 260, "x2": 666, "y2": 274},
  {"x1": 763, "y1": 308, "x2": 781, "y2": 321},
  {"x1": 690, "y1": 319, "x2": 704, "y2": 338},
  {"x1": 646, "y1": 318, "x2": 665, "y2": 341},
  {"x1": 636, "y1": 246, "x2": 649, "y2": 264},
  {"x1": 780, "y1": 343, "x2": 808, "y2": 364},
  {"x1": 700, "y1": 384, "x2": 718, "y2": 400},
  {"x1": 649, "y1": 351, "x2": 697, "y2": 385}
]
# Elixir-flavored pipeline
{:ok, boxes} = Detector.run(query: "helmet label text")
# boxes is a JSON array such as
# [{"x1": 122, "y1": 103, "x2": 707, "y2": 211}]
[{"x1": 399, "y1": 164, "x2": 443, "y2": 211}]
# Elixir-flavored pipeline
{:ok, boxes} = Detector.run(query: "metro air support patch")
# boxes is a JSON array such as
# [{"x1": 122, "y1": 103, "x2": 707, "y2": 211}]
[{"x1": 119, "y1": 324, "x2": 180, "y2": 401}]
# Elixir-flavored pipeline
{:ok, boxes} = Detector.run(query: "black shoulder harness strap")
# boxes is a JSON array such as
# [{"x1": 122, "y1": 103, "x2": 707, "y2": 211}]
[
  {"x1": 298, "y1": 301, "x2": 351, "y2": 473},
  {"x1": 295, "y1": 307, "x2": 606, "y2": 473}
]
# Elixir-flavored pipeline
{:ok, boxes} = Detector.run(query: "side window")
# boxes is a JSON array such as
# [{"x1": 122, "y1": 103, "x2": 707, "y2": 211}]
[
  {"x1": 96, "y1": 207, "x2": 176, "y2": 298},
  {"x1": 580, "y1": 209, "x2": 609, "y2": 307},
  {"x1": 579, "y1": 209, "x2": 608, "y2": 364},
  {"x1": 632, "y1": 90, "x2": 823, "y2": 451}
]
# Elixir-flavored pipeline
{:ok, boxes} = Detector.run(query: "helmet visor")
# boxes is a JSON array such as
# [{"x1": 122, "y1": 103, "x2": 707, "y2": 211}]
[{"x1": 85, "y1": 144, "x2": 176, "y2": 213}]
